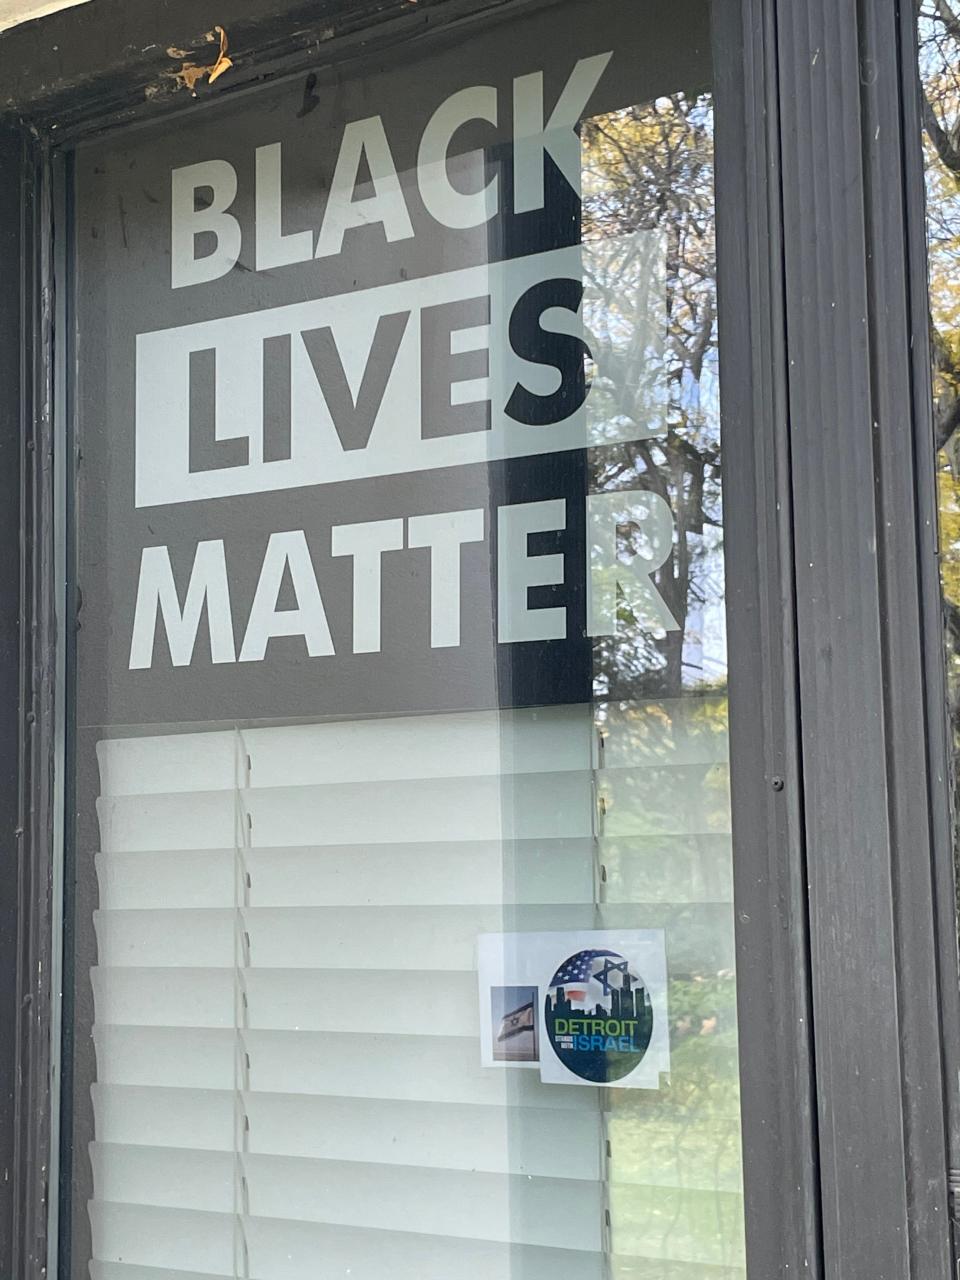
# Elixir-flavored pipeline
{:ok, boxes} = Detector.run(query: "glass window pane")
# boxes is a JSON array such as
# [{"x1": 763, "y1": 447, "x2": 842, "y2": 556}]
[{"x1": 63, "y1": 4, "x2": 747, "y2": 1277}]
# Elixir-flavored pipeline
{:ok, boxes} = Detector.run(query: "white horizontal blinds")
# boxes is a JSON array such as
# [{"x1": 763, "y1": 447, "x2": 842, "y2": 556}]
[
  {"x1": 88, "y1": 699, "x2": 740, "y2": 1280},
  {"x1": 90, "y1": 706, "x2": 601, "y2": 1280}
]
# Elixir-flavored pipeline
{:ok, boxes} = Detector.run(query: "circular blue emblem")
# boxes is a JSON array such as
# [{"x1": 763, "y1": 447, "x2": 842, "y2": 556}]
[{"x1": 544, "y1": 948, "x2": 653, "y2": 1082}]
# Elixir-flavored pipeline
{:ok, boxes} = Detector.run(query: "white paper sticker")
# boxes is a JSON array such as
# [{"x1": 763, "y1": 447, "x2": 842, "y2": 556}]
[{"x1": 477, "y1": 929, "x2": 670, "y2": 1089}]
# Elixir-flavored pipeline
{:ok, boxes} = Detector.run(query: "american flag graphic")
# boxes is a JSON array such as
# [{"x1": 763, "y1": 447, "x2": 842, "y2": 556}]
[{"x1": 550, "y1": 949, "x2": 621, "y2": 1003}]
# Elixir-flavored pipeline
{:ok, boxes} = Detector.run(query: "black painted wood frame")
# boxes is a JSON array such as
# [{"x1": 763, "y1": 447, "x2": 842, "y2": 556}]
[
  {"x1": 775, "y1": 1, "x2": 958, "y2": 1275},
  {"x1": 0, "y1": 0, "x2": 951, "y2": 1277}
]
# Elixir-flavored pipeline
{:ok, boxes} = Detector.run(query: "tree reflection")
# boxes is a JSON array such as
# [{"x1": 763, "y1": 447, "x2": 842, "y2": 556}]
[
  {"x1": 919, "y1": 2, "x2": 960, "y2": 872},
  {"x1": 582, "y1": 97, "x2": 723, "y2": 699},
  {"x1": 580, "y1": 101, "x2": 744, "y2": 1275}
]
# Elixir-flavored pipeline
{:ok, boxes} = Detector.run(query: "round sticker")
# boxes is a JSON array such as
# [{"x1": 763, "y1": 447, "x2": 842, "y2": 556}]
[{"x1": 544, "y1": 948, "x2": 654, "y2": 1082}]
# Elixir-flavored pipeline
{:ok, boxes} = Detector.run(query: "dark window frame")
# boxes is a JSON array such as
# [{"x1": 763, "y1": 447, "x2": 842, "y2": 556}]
[{"x1": 0, "y1": 0, "x2": 952, "y2": 1276}]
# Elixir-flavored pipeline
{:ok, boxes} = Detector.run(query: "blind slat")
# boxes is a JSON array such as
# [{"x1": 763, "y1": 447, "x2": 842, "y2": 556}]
[
  {"x1": 89, "y1": 1184, "x2": 743, "y2": 1270},
  {"x1": 89, "y1": 1264, "x2": 745, "y2": 1280},
  {"x1": 90, "y1": 1265, "x2": 231, "y2": 1280},
  {"x1": 92, "y1": 967, "x2": 480, "y2": 1034},
  {"x1": 89, "y1": 1089, "x2": 741, "y2": 1191},
  {"x1": 93, "y1": 901, "x2": 734, "y2": 990},
  {"x1": 93, "y1": 901, "x2": 730, "y2": 970},
  {"x1": 90, "y1": 1204, "x2": 611, "y2": 1280},
  {"x1": 97, "y1": 771, "x2": 598, "y2": 851},
  {"x1": 91, "y1": 1091, "x2": 604, "y2": 1177},
  {"x1": 97, "y1": 706, "x2": 596, "y2": 797},
  {"x1": 94, "y1": 838, "x2": 597, "y2": 910},
  {"x1": 90, "y1": 1028, "x2": 591, "y2": 1108},
  {"x1": 91, "y1": 1155, "x2": 604, "y2": 1250},
  {"x1": 96, "y1": 764, "x2": 727, "y2": 853},
  {"x1": 95, "y1": 832, "x2": 732, "y2": 911},
  {"x1": 94, "y1": 701, "x2": 728, "y2": 800}
]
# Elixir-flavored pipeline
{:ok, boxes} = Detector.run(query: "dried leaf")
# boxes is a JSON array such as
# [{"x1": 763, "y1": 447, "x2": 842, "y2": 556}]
[
  {"x1": 171, "y1": 25, "x2": 233, "y2": 94},
  {"x1": 208, "y1": 25, "x2": 234, "y2": 84}
]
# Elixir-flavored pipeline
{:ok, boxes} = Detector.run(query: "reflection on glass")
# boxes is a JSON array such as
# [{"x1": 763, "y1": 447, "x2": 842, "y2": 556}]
[
  {"x1": 919, "y1": 4, "x2": 960, "y2": 887},
  {"x1": 584, "y1": 99, "x2": 724, "y2": 699},
  {"x1": 583, "y1": 95, "x2": 741, "y2": 1276}
]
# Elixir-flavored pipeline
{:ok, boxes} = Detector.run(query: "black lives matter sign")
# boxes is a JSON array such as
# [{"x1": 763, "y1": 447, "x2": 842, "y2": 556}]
[{"x1": 76, "y1": 32, "x2": 686, "y2": 726}]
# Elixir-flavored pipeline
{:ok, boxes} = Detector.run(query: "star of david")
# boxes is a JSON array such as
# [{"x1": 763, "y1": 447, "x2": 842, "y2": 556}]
[{"x1": 594, "y1": 957, "x2": 629, "y2": 995}]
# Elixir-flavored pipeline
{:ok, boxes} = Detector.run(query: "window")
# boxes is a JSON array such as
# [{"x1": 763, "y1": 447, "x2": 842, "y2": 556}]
[{"x1": 61, "y1": 2, "x2": 748, "y2": 1276}]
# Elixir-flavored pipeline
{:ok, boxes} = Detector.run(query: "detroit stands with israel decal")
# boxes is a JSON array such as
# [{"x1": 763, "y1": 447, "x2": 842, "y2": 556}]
[
  {"x1": 477, "y1": 930, "x2": 670, "y2": 1089},
  {"x1": 544, "y1": 949, "x2": 654, "y2": 1083}
]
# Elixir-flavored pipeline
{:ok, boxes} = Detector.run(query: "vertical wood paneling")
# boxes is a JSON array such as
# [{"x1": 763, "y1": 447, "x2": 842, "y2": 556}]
[{"x1": 776, "y1": 0, "x2": 953, "y2": 1275}]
